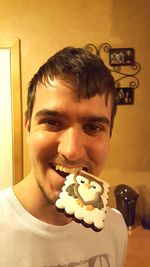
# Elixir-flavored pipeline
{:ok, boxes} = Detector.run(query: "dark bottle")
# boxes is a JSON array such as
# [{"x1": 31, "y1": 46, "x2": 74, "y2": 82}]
[{"x1": 114, "y1": 184, "x2": 139, "y2": 230}]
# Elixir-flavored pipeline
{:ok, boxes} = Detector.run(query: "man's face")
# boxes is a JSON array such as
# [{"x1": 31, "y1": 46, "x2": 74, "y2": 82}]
[{"x1": 26, "y1": 79, "x2": 112, "y2": 204}]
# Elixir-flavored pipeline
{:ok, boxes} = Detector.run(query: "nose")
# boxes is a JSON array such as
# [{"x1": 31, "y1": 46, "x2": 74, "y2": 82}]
[{"x1": 57, "y1": 127, "x2": 86, "y2": 162}]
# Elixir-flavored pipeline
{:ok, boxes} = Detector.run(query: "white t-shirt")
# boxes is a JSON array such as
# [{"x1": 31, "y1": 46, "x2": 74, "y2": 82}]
[{"x1": 0, "y1": 187, "x2": 127, "y2": 267}]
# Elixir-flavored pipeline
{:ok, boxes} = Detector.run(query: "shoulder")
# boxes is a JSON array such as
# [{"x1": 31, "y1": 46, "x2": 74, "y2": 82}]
[
  {"x1": 0, "y1": 187, "x2": 13, "y2": 223},
  {"x1": 106, "y1": 207, "x2": 127, "y2": 232},
  {"x1": 104, "y1": 207, "x2": 128, "y2": 246},
  {"x1": 105, "y1": 207, "x2": 128, "y2": 247},
  {"x1": 0, "y1": 187, "x2": 14, "y2": 209},
  {"x1": 107, "y1": 207, "x2": 126, "y2": 222},
  {"x1": 0, "y1": 187, "x2": 9, "y2": 200},
  {"x1": 0, "y1": 187, "x2": 12, "y2": 198},
  {"x1": 104, "y1": 207, "x2": 128, "y2": 265}
]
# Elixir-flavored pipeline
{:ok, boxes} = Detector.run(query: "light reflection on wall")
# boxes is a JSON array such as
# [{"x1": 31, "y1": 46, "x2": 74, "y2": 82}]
[{"x1": 0, "y1": 49, "x2": 13, "y2": 189}]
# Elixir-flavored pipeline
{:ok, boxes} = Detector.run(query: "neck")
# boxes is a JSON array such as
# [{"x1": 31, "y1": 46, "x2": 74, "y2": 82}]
[{"x1": 13, "y1": 172, "x2": 72, "y2": 226}]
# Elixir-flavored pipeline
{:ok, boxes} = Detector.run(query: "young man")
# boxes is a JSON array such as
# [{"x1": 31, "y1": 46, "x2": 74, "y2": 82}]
[{"x1": 0, "y1": 47, "x2": 127, "y2": 266}]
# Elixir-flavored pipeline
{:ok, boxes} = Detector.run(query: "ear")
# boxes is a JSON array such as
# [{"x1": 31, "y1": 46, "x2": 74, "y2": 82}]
[
  {"x1": 24, "y1": 114, "x2": 31, "y2": 143},
  {"x1": 24, "y1": 110, "x2": 30, "y2": 130},
  {"x1": 25, "y1": 120, "x2": 30, "y2": 131}
]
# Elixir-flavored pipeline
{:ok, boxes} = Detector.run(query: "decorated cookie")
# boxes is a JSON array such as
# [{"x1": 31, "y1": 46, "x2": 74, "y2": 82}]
[{"x1": 55, "y1": 170, "x2": 110, "y2": 231}]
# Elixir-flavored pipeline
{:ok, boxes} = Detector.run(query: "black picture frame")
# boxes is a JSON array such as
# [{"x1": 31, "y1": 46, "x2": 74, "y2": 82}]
[
  {"x1": 116, "y1": 88, "x2": 134, "y2": 105},
  {"x1": 109, "y1": 48, "x2": 135, "y2": 66}
]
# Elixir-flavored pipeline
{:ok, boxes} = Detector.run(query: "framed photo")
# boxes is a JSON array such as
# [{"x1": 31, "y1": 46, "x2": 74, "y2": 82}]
[
  {"x1": 109, "y1": 48, "x2": 135, "y2": 66},
  {"x1": 116, "y1": 88, "x2": 134, "y2": 105}
]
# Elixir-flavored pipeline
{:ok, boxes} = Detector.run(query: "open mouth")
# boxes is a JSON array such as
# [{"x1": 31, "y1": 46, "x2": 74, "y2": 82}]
[{"x1": 50, "y1": 163, "x2": 88, "y2": 178}]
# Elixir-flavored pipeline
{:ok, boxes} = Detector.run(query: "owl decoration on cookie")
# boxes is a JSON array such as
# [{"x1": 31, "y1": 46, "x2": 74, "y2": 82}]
[
  {"x1": 66, "y1": 173, "x2": 104, "y2": 211},
  {"x1": 56, "y1": 170, "x2": 110, "y2": 231}
]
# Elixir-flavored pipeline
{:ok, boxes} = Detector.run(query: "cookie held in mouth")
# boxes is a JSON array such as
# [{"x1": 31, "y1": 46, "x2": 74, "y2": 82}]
[{"x1": 55, "y1": 170, "x2": 110, "y2": 231}]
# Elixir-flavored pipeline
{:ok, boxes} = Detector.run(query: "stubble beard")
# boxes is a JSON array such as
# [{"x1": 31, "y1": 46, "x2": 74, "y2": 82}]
[{"x1": 36, "y1": 178, "x2": 56, "y2": 206}]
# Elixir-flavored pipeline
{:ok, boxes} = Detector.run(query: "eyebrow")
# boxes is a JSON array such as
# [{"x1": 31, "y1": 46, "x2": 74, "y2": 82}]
[
  {"x1": 35, "y1": 109, "x2": 69, "y2": 120},
  {"x1": 35, "y1": 108, "x2": 110, "y2": 126},
  {"x1": 82, "y1": 116, "x2": 110, "y2": 127}
]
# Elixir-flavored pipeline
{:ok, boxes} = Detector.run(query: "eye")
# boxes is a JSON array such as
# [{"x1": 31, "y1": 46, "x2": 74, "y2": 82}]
[
  {"x1": 83, "y1": 123, "x2": 104, "y2": 135},
  {"x1": 76, "y1": 176, "x2": 88, "y2": 185},
  {"x1": 90, "y1": 181, "x2": 103, "y2": 192},
  {"x1": 40, "y1": 118, "x2": 63, "y2": 131}
]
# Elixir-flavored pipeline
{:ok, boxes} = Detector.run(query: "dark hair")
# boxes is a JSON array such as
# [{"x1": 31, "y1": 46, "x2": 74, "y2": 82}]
[{"x1": 26, "y1": 47, "x2": 117, "y2": 134}]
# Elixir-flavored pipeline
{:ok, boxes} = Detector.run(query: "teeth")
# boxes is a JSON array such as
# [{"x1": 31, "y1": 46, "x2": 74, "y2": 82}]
[{"x1": 55, "y1": 164, "x2": 82, "y2": 174}]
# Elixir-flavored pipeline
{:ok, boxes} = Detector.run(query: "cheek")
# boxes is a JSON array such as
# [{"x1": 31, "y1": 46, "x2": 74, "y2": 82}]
[
  {"x1": 28, "y1": 132, "x2": 57, "y2": 162},
  {"x1": 89, "y1": 138, "x2": 110, "y2": 165}
]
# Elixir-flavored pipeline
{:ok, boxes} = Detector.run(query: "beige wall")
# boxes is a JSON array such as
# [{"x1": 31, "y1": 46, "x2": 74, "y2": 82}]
[{"x1": 0, "y1": 0, "x2": 149, "y2": 206}]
